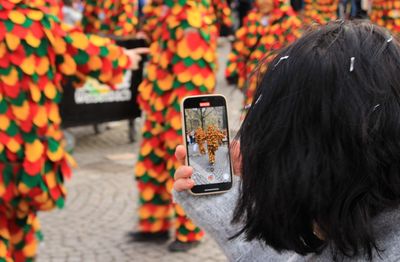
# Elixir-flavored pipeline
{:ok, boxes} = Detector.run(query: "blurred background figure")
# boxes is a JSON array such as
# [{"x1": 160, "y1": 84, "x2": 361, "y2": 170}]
[
  {"x1": 226, "y1": 0, "x2": 302, "y2": 107},
  {"x1": 131, "y1": 0, "x2": 218, "y2": 252},
  {"x1": 302, "y1": 0, "x2": 339, "y2": 24},
  {"x1": 370, "y1": 0, "x2": 400, "y2": 37}
]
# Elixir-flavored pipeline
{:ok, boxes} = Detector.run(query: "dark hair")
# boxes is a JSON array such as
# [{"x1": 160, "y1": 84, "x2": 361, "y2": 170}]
[{"x1": 234, "y1": 20, "x2": 400, "y2": 260}]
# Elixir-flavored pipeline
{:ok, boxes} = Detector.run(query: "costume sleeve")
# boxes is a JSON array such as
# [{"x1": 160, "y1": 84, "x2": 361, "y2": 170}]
[
  {"x1": 225, "y1": 13, "x2": 257, "y2": 86},
  {"x1": 172, "y1": 181, "x2": 294, "y2": 261},
  {"x1": 54, "y1": 23, "x2": 130, "y2": 88}
]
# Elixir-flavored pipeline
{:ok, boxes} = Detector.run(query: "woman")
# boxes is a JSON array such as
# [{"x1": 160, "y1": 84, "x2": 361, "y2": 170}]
[
  {"x1": 174, "y1": 21, "x2": 400, "y2": 261},
  {"x1": 225, "y1": 0, "x2": 302, "y2": 106}
]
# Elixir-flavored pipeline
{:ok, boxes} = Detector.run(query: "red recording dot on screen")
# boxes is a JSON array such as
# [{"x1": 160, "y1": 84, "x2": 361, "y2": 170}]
[{"x1": 200, "y1": 102, "x2": 210, "y2": 107}]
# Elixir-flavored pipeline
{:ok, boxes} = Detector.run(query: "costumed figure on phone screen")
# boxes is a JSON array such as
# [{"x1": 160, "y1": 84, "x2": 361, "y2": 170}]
[
  {"x1": 370, "y1": 0, "x2": 400, "y2": 37},
  {"x1": 194, "y1": 127, "x2": 206, "y2": 155},
  {"x1": 82, "y1": 0, "x2": 139, "y2": 37},
  {"x1": 205, "y1": 125, "x2": 225, "y2": 165},
  {"x1": 132, "y1": 0, "x2": 217, "y2": 251},
  {"x1": 0, "y1": 0, "x2": 133, "y2": 260},
  {"x1": 302, "y1": 0, "x2": 339, "y2": 25},
  {"x1": 225, "y1": 0, "x2": 302, "y2": 107}
]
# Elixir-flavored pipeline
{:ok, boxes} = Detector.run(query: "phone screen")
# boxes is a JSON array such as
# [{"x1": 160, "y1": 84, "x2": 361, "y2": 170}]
[{"x1": 183, "y1": 95, "x2": 232, "y2": 194}]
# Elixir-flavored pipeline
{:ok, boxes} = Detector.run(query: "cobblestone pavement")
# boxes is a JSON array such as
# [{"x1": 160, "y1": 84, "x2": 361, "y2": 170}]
[
  {"x1": 188, "y1": 145, "x2": 231, "y2": 185},
  {"x1": 36, "y1": 41, "x2": 243, "y2": 262}
]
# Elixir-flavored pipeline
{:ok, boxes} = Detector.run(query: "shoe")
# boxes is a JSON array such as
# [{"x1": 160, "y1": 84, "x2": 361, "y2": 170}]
[
  {"x1": 167, "y1": 240, "x2": 200, "y2": 252},
  {"x1": 127, "y1": 231, "x2": 169, "y2": 243}
]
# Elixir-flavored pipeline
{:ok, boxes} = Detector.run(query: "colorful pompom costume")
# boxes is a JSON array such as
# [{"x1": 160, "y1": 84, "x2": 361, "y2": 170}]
[
  {"x1": 0, "y1": 0, "x2": 130, "y2": 260},
  {"x1": 225, "y1": 0, "x2": 302, "y2": 106},
  {"x1": 82, "y1": 0, "x2": 139, "y2": 37},
  {"x1": 370, "y1": 0, "x2": 400, "y2": 36},
  {"x1": 211, "y1": 0, "x2": 233, "y2": 36},
  {"x1": 134, "y1": 0, "x2": 217, "y2": 243},
  {"x1": 302, "y1": 0, "x2": 339, "y2": 25}
]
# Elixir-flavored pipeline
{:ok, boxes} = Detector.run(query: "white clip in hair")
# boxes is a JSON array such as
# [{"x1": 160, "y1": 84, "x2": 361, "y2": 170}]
[
  {"x1": 387, "y1": 36, "x2": 393, "y2": 43},
  {"x1": 372, "y1": 104, "x2": 380, "y2": 112},
  {"x1": 274, "y1": 55, "x2": 289, "y2": 67},
  {"x1": 255, "y1": 94, "x2": 262, "y2": 105},
  {"x1": 350, "y1": 57, "x2": 355, "y2": 72}
]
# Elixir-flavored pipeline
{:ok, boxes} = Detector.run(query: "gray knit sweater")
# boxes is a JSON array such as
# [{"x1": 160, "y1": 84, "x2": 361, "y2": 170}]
[{"x1": 173, "y1": 180, "x2": 400, "y2": 261}]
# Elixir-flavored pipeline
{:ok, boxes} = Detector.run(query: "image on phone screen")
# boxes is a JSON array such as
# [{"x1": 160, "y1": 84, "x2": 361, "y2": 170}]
[{"x1": 184, "y1": 104, "x2": 232, "y2": 186}]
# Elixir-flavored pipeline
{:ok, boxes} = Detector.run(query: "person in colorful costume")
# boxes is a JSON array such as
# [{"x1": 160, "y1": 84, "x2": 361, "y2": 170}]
[
  {"x1": 302, "y1": 0, "x2": 339, "y2": 25},
  {"x1": 132, "y1": 0, "x2": 217, "y2": 252},
  {"x1": 211, "y1": 0, "x2": 233, "y2": 36},
  {"x1": 82, "y1": 0, "x2": 139, "y2": 38},
  {"x1": 194, "y1": 127, "x2": 206, "y2": 155},
  {"x1": 370, "y1": 0, "x2": 400, "y2": 37},
  {"x1": 0, "y1": 0, "x2": 143, "y2": 260},
  {"x1": 225, "y1": 0, "x2": 302, "y2": 106}
]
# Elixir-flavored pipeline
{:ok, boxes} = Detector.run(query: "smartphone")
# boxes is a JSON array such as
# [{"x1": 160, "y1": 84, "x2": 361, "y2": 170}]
[{"x1": 181, "y1": 95, "x2": 233, "y2": 195}]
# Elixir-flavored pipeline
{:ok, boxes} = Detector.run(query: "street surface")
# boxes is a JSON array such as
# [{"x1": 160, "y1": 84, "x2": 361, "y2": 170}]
[
  {"x1": 188, "y1": 144, "x2": 231, "y2": 185},
  {"x1": 36, "y1": 40, "x2": 243, "y2": 262}
]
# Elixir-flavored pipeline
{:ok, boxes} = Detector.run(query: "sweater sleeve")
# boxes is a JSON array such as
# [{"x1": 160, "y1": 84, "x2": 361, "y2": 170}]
[{"x1": 172, "y1": 180, "x2": 294, "y2": 261}]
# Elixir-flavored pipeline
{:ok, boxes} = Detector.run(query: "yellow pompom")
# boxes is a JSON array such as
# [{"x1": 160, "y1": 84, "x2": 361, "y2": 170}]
[
  {"x1": 9, "y1": 10, "x2": 26, "y2": 24},
  {"x1": 170, "y1": 115, "x2": 182, "y2": 130},
  {"x1": 44, "y1": 82, "x2": 57, "y2": 99},
  {"x1": 0, "y1": 43, "x2": 6, "y2": 58},
  {"x1": 27, "y1": 10, "x2": 43, "y2": 20},
  {"x1": 176, "y1": 40, "x2": 190, "y2": 58},
  {"x1": 135, "y1": 162, "x2": 145, "y2": 176},
  {"x1": 60, "y1": 55, "x2": 77, "y2": 75},
  {"x1": 48, "y1": 103, "x2": 61, "y2": 124},
  {"x1": 25, "y1": 139, "x2": 44, "y2": 162},
  {"x1": 47, "y1": 146, "x2": 64, "y2": 162},
  {"x1": 45, "y1": 171, "x2": 57, "y2": 188},
  {"x1": 12, "y1": 101, "x2": 29, "y2": 121},
  {"x1": 88, "y1": 35, "x2": 108, "y2": 47},
  {"x1": 140, "y1": 142, "x2": 152, "y2": 156},
  {"x1": 141, "y1": 187, "x2": 155, "y2": 201},
  {"x1": 33, "y1": 106, "x2": 47, "y2": 128},
  {"x1": 36, "y1": 57, "x2": 50, "y2": 75},
  {"x1": 1, "y1": 67, "x2": 18, "y2": 86},
  {"x1": 187, "y1": 8, "x2": 201, "y2": 28},
  {"x1": 177, "y1": 71, "x2": 192, "y2": 83},
  {"x1": 23, "y1": 240, "x2": 37, "y2": 258},
  {"x1": 25, "y1": 32, "x2": 41, "y2": 48},
  {"x1": 139, "y1": 206, "x2": 151, "y2": 219},
  {"x1": 29, "y1": 83, "x2": 41, "y2": 102},
  {"x1": 0, "y1": 115, "x2": 10, "y2": 131},
  {"x1": 21, "y1": 55, "x2": 36, "y2": 75},
  {"x1": 17, "y1": 183, "x2": 31, "y2": 194},
  {"x1": 5, "y1": 33, "x2": 20, "y2": 51},
  {"x1": 192, "y1": 74, "x2": 204, "y2": 86},
  {"x1": 158, "y1": 75, "x2": 173, "y2": 91},
  {"x1": 70, "y1": 32, "x2": 89, "y2": 50}
]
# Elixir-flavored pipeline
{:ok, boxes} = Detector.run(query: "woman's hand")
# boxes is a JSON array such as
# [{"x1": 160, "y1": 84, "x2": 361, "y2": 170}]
[
  {"x1": 173, "y1": 145, "x2": 195, "y2": 192},
  {"x1": 173, "y1": 141, "x2": 242, "y2": 192}
]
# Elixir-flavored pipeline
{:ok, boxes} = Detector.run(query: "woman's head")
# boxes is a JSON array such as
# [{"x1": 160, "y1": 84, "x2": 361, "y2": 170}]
[{"x1": 235, "y1": 20, "x2": 400, "y2": 259}]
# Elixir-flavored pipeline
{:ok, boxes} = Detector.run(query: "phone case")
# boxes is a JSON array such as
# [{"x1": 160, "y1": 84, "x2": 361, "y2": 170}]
[{"x1": 180, "y1": 94, "x2": 234, "y2": 196}]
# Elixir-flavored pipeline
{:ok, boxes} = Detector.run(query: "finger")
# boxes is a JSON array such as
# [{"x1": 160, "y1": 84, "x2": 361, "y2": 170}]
[
  {"x1": 174, "y1": 166, "x2": 193, "y2": 180},
  {"x1": 174, "y1": 178, "x2": 195, "y2": 192},
  {"x1": 175, "y1": 145, "x2": 187, "y2": 165},
  {"x1": 133, "y1": 47, "x2": 150, "y2": 54},
  {"x1": 230, "y1": 140, "x2": 242, "y2": 176}
]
